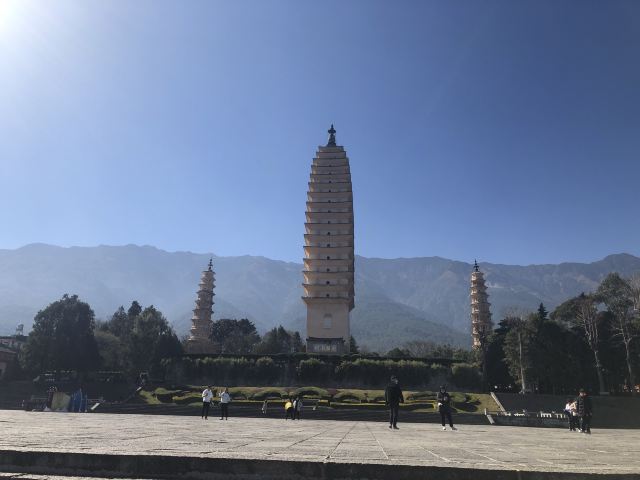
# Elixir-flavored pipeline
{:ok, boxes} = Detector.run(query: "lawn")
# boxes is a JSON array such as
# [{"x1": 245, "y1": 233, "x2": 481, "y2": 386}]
[{"x1": 140, "y1": 385, "x2": 498, "y2": 414}]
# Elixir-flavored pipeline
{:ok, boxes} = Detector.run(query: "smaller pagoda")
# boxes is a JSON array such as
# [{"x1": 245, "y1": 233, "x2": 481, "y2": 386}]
[
  {"x1": 470, "y1": 260, "x2": 493, "y2": 350},
  {"x1": 186, "y1": 259, "x2": 218, "y2": 354}
]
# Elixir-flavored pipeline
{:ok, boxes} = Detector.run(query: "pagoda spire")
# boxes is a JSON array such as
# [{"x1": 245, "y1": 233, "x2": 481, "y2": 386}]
[{"x1": 326, "y1": 124, "x2": 337, "y2": 147}]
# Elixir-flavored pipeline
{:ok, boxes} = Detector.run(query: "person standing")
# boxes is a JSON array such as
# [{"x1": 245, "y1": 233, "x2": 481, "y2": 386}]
[
  {"x1": 261, "y1": 399, "x2": 268, "y2": 415},
  {"x1": 284, "y1": 398, "x2": 294, "y2": 420},
  {"x1": 564, "y1": 398, "x2": 577, "y2": 431},
  {"x1": 201, "y1": 386, "x2": 213, "y2": 420},
  {"x1": 219, "y1": 387, "x2": 231, "y2": 420},
  {"x1": 437, "y1": 385, "x2": 457, "y2": 431},
  {"x1": 385, "y1": 375, "x2": 404, "y2": 429},
  {"x1": 576, "y1": 388, "x2": 593, "y2": 434},
  {"x1": 294, "y1": 396, "x2": 304, "y2": 420}
]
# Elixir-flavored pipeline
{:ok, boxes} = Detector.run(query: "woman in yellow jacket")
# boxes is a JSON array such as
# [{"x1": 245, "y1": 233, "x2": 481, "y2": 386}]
[{"x1": 284, "y1": 398, "x2": 294, "y2": 420}]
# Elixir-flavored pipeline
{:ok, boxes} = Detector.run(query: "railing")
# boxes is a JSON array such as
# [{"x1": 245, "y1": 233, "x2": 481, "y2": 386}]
[
  {"x1": 485, "y1": 409, "x2": 569, "y2": 428},
  {"x1": 489, "y1": 410, "x2": 566, "y2": 419}
]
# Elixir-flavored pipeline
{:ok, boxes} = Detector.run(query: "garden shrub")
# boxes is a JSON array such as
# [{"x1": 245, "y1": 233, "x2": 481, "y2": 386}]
[
  {"x1": 335, "y1": 359, "x2": 431, "y2": 387},
  {"x1": 298, "y1": 358, "x2": 334, "y2": 383},
  {"x1": 293, "y1": 386, "x2": 329, "y2": 398},
  {"x1": 254, "y1": 357, "x2": 281, "y2": 384},
  {"x1": 334, "y1": 391, "x2": 362, "y2": 403},
  {"x1": 172, "y1": 392, "x2": 201, "y2": 405},
  {"x1": 405, "y1": 391, "x2": 437, "y2": 402},
  {"x1": 251, "y1": 388, "x2": 284, "y2": 400},
  {"x1": 449, "y1": 363, "x2": 481, "y2": 390}
]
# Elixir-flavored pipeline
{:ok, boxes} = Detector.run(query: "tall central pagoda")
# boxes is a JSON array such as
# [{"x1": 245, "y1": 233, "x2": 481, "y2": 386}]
[{"x1": 303, "y1": 125, "x2": 355, "y2": 355}]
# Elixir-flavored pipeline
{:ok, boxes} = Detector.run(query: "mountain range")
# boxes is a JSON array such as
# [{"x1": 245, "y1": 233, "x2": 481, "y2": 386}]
[{"x1": 1, "y1": 244, "x2": 639, "y2": 352}]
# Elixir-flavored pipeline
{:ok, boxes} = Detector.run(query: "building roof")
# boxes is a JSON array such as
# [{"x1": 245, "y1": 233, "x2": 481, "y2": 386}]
[{"x1": 0, "y1": 344, "x2": 18, "y2": 354}]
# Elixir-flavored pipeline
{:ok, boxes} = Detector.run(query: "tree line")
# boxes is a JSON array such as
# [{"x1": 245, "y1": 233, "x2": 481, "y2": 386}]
[
  {"x1": 20, "y1": 295, "x2": 183, "y2": 378},
  {"x1": 484, "y1": 272, "x2": 640, "y2": 394},
  {"x1": 18, "y1": 294, "x2": 309, "y2": 378},
  {"x1": 16, "y1": 271, "x2": 639, "y2": 394}
]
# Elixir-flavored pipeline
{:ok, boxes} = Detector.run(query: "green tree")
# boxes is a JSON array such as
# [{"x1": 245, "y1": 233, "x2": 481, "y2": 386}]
[
  {"x1": 210, "y1": 318, "x2": 261, "y2": 354},
  {"x1": 537, "y1": 303, "x2": 548, "y2": 322},
  {"x1": 349, "y1": 335, "x2": 359, "y2": 354},
  {"x1": 386, "y1": 347, "x2": 412, "y2": 358},
  {"x1": 101, "y1": 305, "x2": 133, "y2": 339},
  {"x1": 596, "y1": 273, "x2": 638, "y2": 391},
  {"x1": 255, "y1": 326, "x2": 303, "y2": 354},
  {"x1": 528, "y1": 314, "x2": 573, "y2": 394},
  {"x1": 127, "y1": 301, "x2": 142, "y2": 320},
  {"x1": 128, "y1": 305, "x2": 182, "y2": 374},
  {"x1": 95, "y1": 330, "x2": 128, "y2": 371},
  {"x1": 21, "y1": 294, "x2": 100, "y2": 374},
  {"x1": 502, "y1": 314, "x2": 536, "y2": 393},
  {"x1": 552, "y1": 293, "x2": 607, "y2": 394},
  {"x1": 485, "y1": 318, "x2": 516, "y2": 391}
]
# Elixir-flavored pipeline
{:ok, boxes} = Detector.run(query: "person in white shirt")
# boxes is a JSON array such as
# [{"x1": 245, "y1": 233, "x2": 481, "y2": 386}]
[
  {"x1": 220, "y1": 387, "x2": 231, "y2": 420},
  {"x1": 201, "y1": 386, "x2": 213, "y2": 420},
  {"x1": 564, "y1": 398, "x2": 577, "y2": 431}
]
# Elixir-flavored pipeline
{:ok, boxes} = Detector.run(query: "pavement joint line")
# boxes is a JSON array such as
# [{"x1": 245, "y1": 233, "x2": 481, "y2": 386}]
[
  {"x1": 365, "y1": 423, "x2": 389, "y2": 460},
  {"x1": 419, "y1": 446, "x2": 451, "y2": 463},
  {"x1": 324, "y1": 421, "x2": 357, "y2": 461},
  {"x1": 287, "y1": 422, "x2": 348, "y2": 449},
  {"x1": 460, "y1": 447, "x2": 501, "y2": 464}
]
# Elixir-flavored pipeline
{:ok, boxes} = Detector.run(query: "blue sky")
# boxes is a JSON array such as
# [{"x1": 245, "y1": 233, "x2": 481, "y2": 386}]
[{"x1": 1, "y1": 0, "x2": 638, "y2": 265}]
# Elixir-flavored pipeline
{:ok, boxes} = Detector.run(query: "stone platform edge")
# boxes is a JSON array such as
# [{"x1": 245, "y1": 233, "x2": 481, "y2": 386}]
[{"x1": 1, "y1": 449, "x2": 638, "y2": 480}]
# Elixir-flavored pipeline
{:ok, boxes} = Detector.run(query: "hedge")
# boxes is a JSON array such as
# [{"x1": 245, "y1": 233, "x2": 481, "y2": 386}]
[{"x1": 163, "y1": 355, "x2": 480, "y2": 389}]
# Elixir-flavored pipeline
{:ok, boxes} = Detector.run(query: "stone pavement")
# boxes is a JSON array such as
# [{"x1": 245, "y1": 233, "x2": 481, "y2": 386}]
[{"x1": 0, "y1": 411, "x2": 639, "y2": 479}]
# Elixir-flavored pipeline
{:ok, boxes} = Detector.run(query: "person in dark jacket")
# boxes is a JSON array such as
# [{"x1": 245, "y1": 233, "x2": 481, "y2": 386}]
[
  {"x1": 437, "y1": 385, "x2": 456, "y2": 431},
  {"x1": 385, "y1": 375, "x2": 404, "y2": 429},
  {"x1": 576, "y1": 388, "x2": 593, "y2": 434}
]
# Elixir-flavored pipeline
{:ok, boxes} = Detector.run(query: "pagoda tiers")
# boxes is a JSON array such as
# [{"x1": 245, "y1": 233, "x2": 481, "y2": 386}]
[
  {"x1": 470, "y1": 260, "x2": 493, "y2": 350},
  {"x1": 186, "y1": 259, "x2": 218, "y2": 354},
  {"x1": 303, "y1": 125, "x2": 355, "y2": 355}
]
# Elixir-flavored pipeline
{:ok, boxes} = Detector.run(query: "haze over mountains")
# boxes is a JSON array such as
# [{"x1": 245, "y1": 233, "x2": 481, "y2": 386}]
[{"x1": 1, "y1": 244, "x2": 639, "y2": 352}]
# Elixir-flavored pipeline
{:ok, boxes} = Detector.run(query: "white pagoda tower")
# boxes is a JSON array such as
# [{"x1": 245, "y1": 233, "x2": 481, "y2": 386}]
[
  {"x1": 186, "y1": 259, "x2": 218, "y2": 354},
  {"x1": 470, "y1": 260, "x2": 492, "y2": 350},
  {"x1": 303, "y1": 125, "x2": 355, "y2": 354}
]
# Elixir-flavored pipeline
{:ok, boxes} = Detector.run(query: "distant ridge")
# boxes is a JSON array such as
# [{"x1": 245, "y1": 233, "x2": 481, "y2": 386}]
[{"x1": 1, "y1": 244, "x2": 639, "y2": 352}]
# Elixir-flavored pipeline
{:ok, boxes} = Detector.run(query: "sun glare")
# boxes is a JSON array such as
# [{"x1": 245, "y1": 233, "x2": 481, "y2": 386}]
[
  {"x1": 0, "y1": 0, "x2": 35, "y2": 39},
  {"x1": 0, "y1": 0, "x2": 20, "y2": 35}
]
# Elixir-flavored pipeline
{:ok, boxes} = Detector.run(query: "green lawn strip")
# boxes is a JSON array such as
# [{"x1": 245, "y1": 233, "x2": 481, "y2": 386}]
[
  {"x1": 138, "y1": 389, "x2": 162, "y2": 405},
  {"x1": 146, "y1": 386, "x2": 494, "y2": 414}
]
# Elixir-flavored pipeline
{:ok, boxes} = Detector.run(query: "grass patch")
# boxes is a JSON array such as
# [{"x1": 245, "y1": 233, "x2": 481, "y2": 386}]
[
  {"x1": 145, "y1": 386, "x2": 495, "y2": 414},
  {"x1": 138, "y1": 389, "x2": 162, "y2": 405}
]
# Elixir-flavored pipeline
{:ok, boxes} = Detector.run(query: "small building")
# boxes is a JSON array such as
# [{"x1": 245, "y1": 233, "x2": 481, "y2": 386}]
[
  {"x1": 0, "y1": 335, "x2": 27, "y2": 352},
  {"x1": 0, "y1": 345, "x2": 18, "y2": 380}
]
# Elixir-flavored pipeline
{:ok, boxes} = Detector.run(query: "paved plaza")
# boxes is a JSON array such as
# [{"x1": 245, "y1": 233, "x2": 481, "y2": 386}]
[{"x1": 0, "y1": 411, "x2": 639, "y2": 478}]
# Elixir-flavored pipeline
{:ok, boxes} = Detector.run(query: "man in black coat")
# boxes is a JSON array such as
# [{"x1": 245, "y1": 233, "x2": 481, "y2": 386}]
[
  {"x1": 576, "y1": 388, "x2": 593, "y2": 434},
  {"x1": 437, "y1": 385, "x2": 457, "y2": 431},
  {"x1": 385, "y1": 375, "x2": 404, "y2": 429}
]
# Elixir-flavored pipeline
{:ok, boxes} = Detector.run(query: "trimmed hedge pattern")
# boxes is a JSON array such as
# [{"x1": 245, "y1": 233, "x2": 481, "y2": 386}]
[{"x1": 164, "y1": 356, "x2": 481, "y2": 390}]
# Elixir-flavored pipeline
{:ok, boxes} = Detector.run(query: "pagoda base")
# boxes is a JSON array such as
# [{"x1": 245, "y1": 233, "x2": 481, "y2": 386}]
[
  {"x1": 185, "y1": 339, "x2": 219, "y2": 355},
  {"x1": 306, "y1": 337, "x2": 347, "y2": 355}
]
